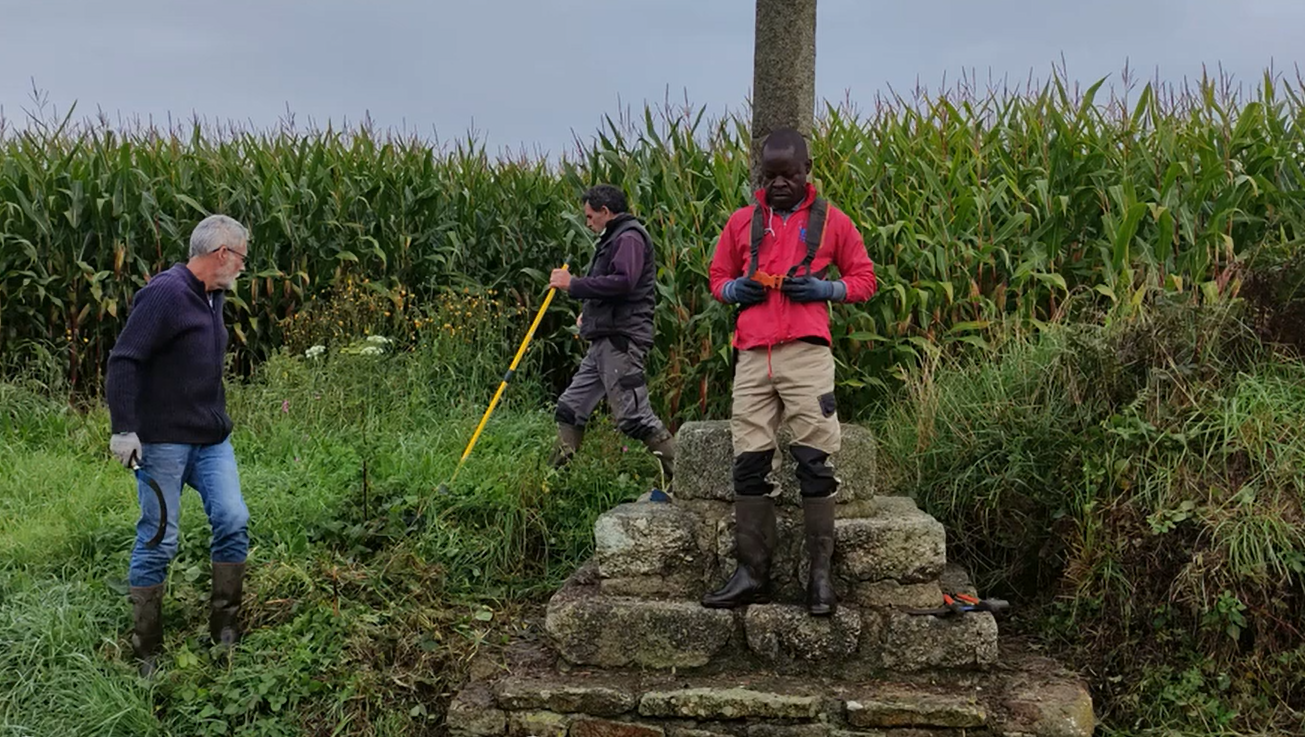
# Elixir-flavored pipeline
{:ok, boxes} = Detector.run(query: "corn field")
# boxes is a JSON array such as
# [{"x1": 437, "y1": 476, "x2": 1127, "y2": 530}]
[{"x1": 2, "y1": 68, "x2": 1304, "y2": 424}]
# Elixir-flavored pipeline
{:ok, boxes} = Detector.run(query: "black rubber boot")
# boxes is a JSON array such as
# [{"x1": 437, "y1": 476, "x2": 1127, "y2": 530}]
[
  {"x1": 130, "y1": 584, "x2": 164, "y2": 677},
  {"x1": 549, "y1": 423, "x2": 584, "y2": 469},
  {"x1": 803, "y1": 495, "x2": 837, "y2": 616},
  {"x1": 702, "y1": 496, "x2": 776, "y2": 608},
  {"x1": 210, "y1": 562, "x2": 245, "y2": 647}
]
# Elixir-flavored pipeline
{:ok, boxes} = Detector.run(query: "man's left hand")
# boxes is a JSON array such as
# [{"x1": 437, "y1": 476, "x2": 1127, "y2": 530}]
[
  {"x1": 549, "y1": 269, "x2": 572, "y2": 291},
  {"x1": 781, "y1": 275, "x2": 847, "y2": 303},
  {"x1": 110, "y1": 431, "x2": 142, "y2": 469}
]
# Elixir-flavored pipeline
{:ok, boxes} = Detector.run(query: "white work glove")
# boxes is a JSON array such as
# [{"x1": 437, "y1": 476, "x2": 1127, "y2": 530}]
[{"x1": 110, "y1": 432, "x2": 142, "y2": 468}]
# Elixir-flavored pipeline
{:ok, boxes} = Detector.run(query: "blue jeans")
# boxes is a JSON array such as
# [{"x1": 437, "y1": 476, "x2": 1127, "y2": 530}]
[{"x1": 128, "y1": 437, "x2": 250, "y2": 587}]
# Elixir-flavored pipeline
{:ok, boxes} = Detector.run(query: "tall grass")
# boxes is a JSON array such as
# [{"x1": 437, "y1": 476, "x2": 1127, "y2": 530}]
[
  {"x1": 4, "y1": 67, "x2": 1303, "y2": 421},
  {"x1": 0, "y1": 577, "x2": 159, "y2": 737},
  {"x1": 874, "y1": 289, "x2": 1305, "y2": 735},
  {"x1": 0, "y1": 298, "x2": 659, "y2": 735}
]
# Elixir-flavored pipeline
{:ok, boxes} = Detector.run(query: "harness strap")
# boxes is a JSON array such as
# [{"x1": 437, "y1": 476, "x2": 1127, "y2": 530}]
[{"x1": 747, "y1": 197, "x2": 829, "y2": 280}]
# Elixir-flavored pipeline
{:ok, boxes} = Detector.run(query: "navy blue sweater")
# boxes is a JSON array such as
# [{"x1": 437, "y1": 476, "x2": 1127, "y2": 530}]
[{"x1": 105, "y1": 264, "x2": 234, "y2": 444}]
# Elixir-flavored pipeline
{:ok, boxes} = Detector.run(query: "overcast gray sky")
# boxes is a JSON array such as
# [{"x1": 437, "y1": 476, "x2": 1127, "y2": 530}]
[{"x1": 2, "y1": 1, "x2": 1303, "y2": 155}]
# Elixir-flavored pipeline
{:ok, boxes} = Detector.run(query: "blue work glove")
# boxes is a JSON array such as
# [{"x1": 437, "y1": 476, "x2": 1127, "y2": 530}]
[
  {"x1": 721, "y1": 277, "x2": 766, "y2": 306},
  {"x1": 781, "y1": 275, "x2": 847, "y2": 303}
]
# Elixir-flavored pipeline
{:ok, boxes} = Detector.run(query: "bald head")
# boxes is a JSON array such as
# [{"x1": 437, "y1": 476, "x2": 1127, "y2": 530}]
[{"x1": 762, "y1": 127, "x2": 809, "y2": 160}]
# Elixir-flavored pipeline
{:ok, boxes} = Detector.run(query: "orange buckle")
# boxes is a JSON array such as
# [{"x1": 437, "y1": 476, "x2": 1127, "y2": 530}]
[{"x1": 753, "y1": 271, "x2": 785, "y2": 290}]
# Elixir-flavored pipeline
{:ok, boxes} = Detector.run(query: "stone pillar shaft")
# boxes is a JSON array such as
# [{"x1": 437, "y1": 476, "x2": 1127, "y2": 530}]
[{"x1": 751, "y1": 0, "x2": 818, "y2": 186}]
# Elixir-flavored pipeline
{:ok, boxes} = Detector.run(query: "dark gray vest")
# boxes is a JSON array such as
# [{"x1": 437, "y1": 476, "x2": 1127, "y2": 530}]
[{"x1": 579, "y1": 214, "x2": 656, "y2": 348}]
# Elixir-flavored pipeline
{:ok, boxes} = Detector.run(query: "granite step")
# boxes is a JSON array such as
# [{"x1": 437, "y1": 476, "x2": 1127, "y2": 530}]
[
  {"x1": 448, "y1": 640, "x2": 1094, "y2": 737},
  {"x1": 543, "y1": 571, "x2": 997, "y2": 675},
  {"x1": 592, "y1": 497, "x2": 947, "y2": 604}
]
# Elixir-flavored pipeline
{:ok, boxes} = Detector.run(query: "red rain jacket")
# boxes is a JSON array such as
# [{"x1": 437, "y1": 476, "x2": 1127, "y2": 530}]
[{"x1": 709, "y1": 184, "x2": 877, "y2": 350}]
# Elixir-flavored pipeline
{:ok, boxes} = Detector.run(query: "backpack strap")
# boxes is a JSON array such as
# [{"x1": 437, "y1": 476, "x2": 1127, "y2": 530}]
[
  {"x1": 747, "y1": 197, "x2": 829, "y2": 280},
  {"x1": 747, "y1": 204, "x2": 765, "y2": 278},
  {"x1": 788, "y1": 197, "x2": 828, "y2": 278}
]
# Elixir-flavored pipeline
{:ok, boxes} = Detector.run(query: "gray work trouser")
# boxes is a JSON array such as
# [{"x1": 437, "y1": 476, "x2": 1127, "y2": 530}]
[{"x1": 555, "y1": 337, "x2": 669, "y2": 442}]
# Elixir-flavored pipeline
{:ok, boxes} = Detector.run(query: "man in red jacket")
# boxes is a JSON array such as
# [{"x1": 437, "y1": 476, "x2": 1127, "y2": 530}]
[{"x1": 701, "y1": 127, "x2": 877, "y2": 616}]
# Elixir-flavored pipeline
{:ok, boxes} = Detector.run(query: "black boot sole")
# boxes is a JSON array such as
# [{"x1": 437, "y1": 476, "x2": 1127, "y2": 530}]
[{"x1": 701, "y1": 592, "x2": 770, "y2": 609}]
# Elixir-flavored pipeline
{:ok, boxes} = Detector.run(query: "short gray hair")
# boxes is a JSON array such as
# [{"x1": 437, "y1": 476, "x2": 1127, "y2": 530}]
[{"x1": 189, "y1": 214, "x2": 249, "y2": 258}]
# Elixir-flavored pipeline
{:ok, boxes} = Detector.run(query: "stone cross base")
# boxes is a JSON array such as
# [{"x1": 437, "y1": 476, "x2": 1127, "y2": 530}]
[{"x1": 445, "y1": 422, "x2": 1094, "y2": 737}]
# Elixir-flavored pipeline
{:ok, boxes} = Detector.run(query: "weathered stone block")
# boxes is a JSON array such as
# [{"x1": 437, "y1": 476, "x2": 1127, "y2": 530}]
[
  {"x1": 571, "y1": 718, "x2": 665, "y2": 737},
  {"x1": 545, "y1": 587, "x2": 738, "y2": 669},
  {"x1": 599, "y1": 573, "x2": 702, "y2": 599},
  {"x1": 835, "y1": 495, "x2": 918, "y2": 518},
  {"x1": 839, "y1": 731, "x2": 951, "y2": 737},
  {"x1": 595, "y1": 503, "x2": 702, "y2": 580},
  {"x1": 997, "y1": 676, "x2": 1095, "y2": 737},
  {"x1": 744, "y1": 726, "x2": 833, "y2": 737},
  {"x1": 448, "y1": 684, "x2": 508, "y2": 737},
  {"x1": 744, "y1": 604, "x2": 861, "y2": 664},
  {"x1": 750, "y1": 727, "x2": 913, "y2": 737},
  {"x1": 848, "y1": 580, "x2": 943, "y2": 610},
  {"x1": 493, "y1": 680, "x2": 637, "y2": 717},
  {"x1": 639, "y1": 688, "x2": 820, "y2": 720},
  {"x1": 844, "y1": 691, "x2": 985, "y2": 728},
  {"x1": 666, "y1": 729, "x2": 738, "y2": 737},
  {"x1": 832, "y1": 502, "x2": 946, "y2": 584},
  {"x1": 874, "y1": 610, "x2": 998, "y2": 671},
  {"x1": 675, "y1": 421, "x2": 876, "y2": 505},
  {"x1": 672, "y1": 422, "x2": 734, "y2": 503},
  {"x1": 508, "y1": 711, "x2": 569, "y2": 737}
]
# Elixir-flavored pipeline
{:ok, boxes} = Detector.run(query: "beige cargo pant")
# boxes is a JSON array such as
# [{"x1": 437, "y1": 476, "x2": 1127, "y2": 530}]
[{"x1": 730, "y1": 340, "x2": 840, "y2": 498}]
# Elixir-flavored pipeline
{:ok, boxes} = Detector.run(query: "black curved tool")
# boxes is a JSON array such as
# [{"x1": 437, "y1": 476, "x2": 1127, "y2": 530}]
[{"x1": 130, "y1": 458, "x2": 168, "y2": 548}]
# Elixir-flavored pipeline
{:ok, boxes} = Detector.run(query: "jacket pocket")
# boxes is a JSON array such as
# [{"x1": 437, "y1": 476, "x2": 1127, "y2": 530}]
[{"x1": 211, "y1": 408, "x2": 233, "y2": 441}]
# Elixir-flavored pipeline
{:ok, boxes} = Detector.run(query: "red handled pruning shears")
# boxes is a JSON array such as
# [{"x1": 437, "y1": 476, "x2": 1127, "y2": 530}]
[{"x1": 902, "y1": 592, "x2": 1010, "y2": 618}]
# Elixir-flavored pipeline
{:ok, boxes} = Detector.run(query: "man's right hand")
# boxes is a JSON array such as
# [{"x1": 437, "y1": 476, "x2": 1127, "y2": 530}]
[
  {"x1": 110, "y1": 432, "x2": 141, "y2": 468},
  {"x1": 722, "y1": 277, "x2": 766, "y2": 306}
]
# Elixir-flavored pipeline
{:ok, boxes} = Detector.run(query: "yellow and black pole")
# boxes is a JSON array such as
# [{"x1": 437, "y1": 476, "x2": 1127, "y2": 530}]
[{"x1": 439, "y1": 262, "x2": 569, "y2": 491}]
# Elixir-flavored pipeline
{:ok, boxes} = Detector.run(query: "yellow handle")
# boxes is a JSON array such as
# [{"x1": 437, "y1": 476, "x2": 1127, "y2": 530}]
[{"x1": 450, "y1": 264, "x2": 568, "y2": 482}]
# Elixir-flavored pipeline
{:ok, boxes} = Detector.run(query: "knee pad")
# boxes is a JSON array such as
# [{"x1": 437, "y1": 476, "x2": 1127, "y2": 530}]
[
  {"x1": 617, "y1": 416, "x2": 656, "y2": 441},
  {"x1": 554, "y1": 403, "x2": 582, "y2": 428},
  {"x1": 790, "y1": 444, "x2": 838, "y2": 498},
  {"x1": 732, "y1": 449, "x2": 776, "y2": 496}
]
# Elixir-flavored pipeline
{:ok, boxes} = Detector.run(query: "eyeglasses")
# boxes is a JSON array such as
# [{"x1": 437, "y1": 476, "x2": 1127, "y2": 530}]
[{"x1": 222, "y1": 245, "x2": 248, "y2": 263}]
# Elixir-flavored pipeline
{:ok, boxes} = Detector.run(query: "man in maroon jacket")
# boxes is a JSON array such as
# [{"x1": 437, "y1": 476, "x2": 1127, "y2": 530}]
[
  {"x1": 548, "y1": 185, "x2": 675, "y2": 490},
  {"x1": 702, "y1": 128, "x2": 877, "y2": 616}
]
